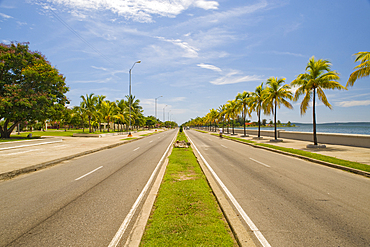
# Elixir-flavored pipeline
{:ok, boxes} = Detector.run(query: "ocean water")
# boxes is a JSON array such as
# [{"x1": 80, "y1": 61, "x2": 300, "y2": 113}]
[{"x1": 237, "y1": 122, "x2": 370, "y2": 135}]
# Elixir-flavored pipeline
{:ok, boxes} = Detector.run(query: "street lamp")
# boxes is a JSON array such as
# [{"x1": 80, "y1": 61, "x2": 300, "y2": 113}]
[
  {"x1": 163, "y1": 105, "x2": 167, "y2": 123},
  {"x1": 128, "y1": 60, "x2": 141, "y2": 137},
  {"x1": 155, "y1": 96, "x2": 163, "y2": 120}
]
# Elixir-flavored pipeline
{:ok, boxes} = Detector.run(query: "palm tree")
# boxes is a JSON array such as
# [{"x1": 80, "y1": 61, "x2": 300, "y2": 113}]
[
  {"x1": 250, "y1": 83, "x2": 267, "y2": 138},
  {"x1": 264, "y1": 77, "x2": 293, "y2": 140},
  {"x1": 217, "y1": 104, "x2": 226, "y2": 134},
  {"x1": 100, "y1": 100, "x2": 118, "y2": 132},
  {"x1": 236, "y1": 91, "x2": 252, "y2": 137},
  {"x1": 96, "y1": 95, "x2": 106, "y2": 132},
  {"x1": 208, "y1": 108, "x2": 218, "y2": 132},
  {"x1": 225, "y1": 100, "x2": 238, "y2": 135},
  {"x1": 80, "y1": 93, "x2": 98, "y2": 133},
  {"x1": 291, "y1": 56, "x2": 346, "y2": 146},
  {"x1": 347, "y1": 51, "x2": 370, "y2": 87}
]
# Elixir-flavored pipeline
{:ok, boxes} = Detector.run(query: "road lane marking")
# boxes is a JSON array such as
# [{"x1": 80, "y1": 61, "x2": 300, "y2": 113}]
[
  {"x1": 2, "y1": 149, "x2": 42, "y2": 156},
  {"x1": 133, "y1": 147, "x2": 140, "y2": 151},
  {"x1": 250, "y1": 158, "x2": 270, "y2": 168},
  {"x1": 221, "y1": 144, "x2": 228, "y2": 149},
  {"x1": 149, "y1": 141, "x2": 153, "y2": 143},
  {"x1": 75, "y1": 166, "x2": 103, "y2": 181},
  {"x1": 0, "y1": 139, "x2": 63, "y2": 151},
  {"x1": 187, "y1": 134, "x2": 272, "y2": 247},
  {"x1": 108, "y1": 131, "x2": 178, "y2": 247}
]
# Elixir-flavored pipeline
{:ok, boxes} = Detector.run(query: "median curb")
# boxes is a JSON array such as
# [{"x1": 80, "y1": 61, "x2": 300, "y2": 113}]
[
  {"x1": 185, "y1": 131, "x2": 257, "y2": 247},
  {"x1": 0, "y1": 137, "x2": 142, "y2": 181}
]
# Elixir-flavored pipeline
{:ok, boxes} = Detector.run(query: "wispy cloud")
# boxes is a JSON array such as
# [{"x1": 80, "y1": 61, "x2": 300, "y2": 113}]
[
  {"x1": 270, "y1": 51, "x2": 304, "y2": 57},
  {"x1": 336, "y1": 100, "x2": 370, "y2": 107},
  {"x1": 197, "y1": 63, "x2": 222, "y2": 72},
  {"x1": 0, "y1": 13, "x2": 13, "y2": 19},
  {"x1": 156, "y1": 36, "x2": 199, "y2": 58},
  {"x1": 211, "y1": 70, "x2": 264, "y2": 85},
  {"x1": 91, "y1": 66, "x2": 108, "y2": 71},
  {"x1": 38, "y1": 0, "x2": 219, "y2": 23}
]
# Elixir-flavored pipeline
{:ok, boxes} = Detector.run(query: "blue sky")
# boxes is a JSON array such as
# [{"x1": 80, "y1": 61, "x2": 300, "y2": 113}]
[{"x1": 1, "y1": 0, "x2": 369, "y2": 124}]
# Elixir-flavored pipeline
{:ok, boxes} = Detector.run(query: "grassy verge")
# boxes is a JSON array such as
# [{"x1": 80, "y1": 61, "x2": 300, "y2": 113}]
[
  {"x1": 140, "y1": 131, "x2": 237, "y2": 246},
  {"x1": 209, "y1": 132, "x2": 369, "y2": 173},
  {"x1": 121, "y1": 137, "x2": 137, "y2": 141}
]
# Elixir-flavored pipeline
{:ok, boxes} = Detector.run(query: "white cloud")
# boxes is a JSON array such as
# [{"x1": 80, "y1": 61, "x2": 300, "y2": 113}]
[
  {"x1": 210, "y1": 70, "x2": 264, "y2": 85},
  {"x1": 156, "y1": 36, "x2": 199, "y2": 58},
  {"x1": 0, "y1": 13, "x2": 13, "y2": 19},
  {"x1": 169, "y1": 97, "x2": 187, "y2": 102},
  {"x1": 197, "y1": 63, "x2": 222, "y2": 72},
  {"x1": 336, "y1": 100, "x2": 370, "y2": 107},
  {"x1": 91, "y1": 66, "x2": 108, "y2": 71},
  {"x1": 40, "y1": 0, "x2": 219, "y2": 22},
  {"x1": 270, "y1": 51, "x2": 304, "y2": 57}
]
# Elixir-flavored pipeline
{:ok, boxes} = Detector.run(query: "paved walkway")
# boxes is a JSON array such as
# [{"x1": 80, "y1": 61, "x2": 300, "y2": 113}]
[
  {"x1": 207, "y1": 130, "x2": 370, "y2": 166},
  {"x1": 0, "y1": 129, "x2": 163, "y2": 180}
]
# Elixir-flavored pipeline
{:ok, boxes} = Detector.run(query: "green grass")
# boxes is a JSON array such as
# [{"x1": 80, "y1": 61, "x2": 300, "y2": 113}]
[
  {"x1": 194, "y1": 129, "x2": 208, "y2": 133},
  {"x1": 255, "y1": 143, "x2": 370, "y2": 173},
  {"x1": 121, "y1": 137, "x2": 137, "y2": 141},
  {"x1": 140, "y1": 132, "x2": 237, "y2": 247},
  {"x1": 207, "y1": 132, "x2": 369, "y2": 173}
]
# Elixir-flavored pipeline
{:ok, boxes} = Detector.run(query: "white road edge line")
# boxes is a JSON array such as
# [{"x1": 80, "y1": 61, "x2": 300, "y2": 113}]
[
  {"x1": 75, "y1": 166, "x2": 103, "y2": 181},
  {"x1": 108, "y1": 131, "x2": 178, "y2": 247},
  {"x1": 250, "y1": 158, "x2": 271, "y2": 168},
  {"x1": 133, "y1": 147, "x2": 140, "y2": 151},
  {"x1": 187, "y1": 134, "x2": 272, "y2": 247}
]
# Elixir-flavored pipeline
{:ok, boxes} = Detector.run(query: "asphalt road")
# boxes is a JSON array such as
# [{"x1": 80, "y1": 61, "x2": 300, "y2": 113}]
[
  {"x1": 0, "y1": 129, "x2": 177, "y2": 247},
  {"x1": 186, "y1": 129, "x2": 370, "y2": 247}
]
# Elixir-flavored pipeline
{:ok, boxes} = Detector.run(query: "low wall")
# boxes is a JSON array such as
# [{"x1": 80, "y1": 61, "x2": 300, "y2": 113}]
[{"x1": 197, "y1": 127, "x2": 370, "y2": 148}]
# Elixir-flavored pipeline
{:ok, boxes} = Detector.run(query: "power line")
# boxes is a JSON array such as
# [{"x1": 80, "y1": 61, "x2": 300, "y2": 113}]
[{"x1": 49, "y1": 8, "x2": 115, "y2": 65}]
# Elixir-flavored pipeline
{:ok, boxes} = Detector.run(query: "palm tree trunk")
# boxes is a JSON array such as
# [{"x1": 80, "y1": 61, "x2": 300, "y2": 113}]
[
  {"x1": 313, "y1": 88, "x2": 317, "y2": 145},
  {"x1": 232, "y1": 120, "x2": 235, "y2": 135},
  {"x1": 274, "y1": 100, "x2": 277, "y2": 140},
  {"x1": 243, "y1": 109, "x2": 246, "y2": 136},
  {"x1": 89, "y1": 116, "x2": 92, "y2": 133},
  {"x1": 258, "y1": 107, "x2": 261, "y2": 138}
]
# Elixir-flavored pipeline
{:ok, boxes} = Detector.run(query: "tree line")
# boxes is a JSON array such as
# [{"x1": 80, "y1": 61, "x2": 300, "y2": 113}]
[
  {"x1": 0, "y1": 43, "x2": 176, "y2": 138},
  {"x1": 184, "y1": 53, "x2": 370, "y2": 146}
]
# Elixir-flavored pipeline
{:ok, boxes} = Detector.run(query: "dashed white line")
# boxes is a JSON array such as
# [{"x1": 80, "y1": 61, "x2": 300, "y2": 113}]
[
  {"x1": 221, "y1": 144, "x2": 228, "y2": 149},
  {"x1": 75, "y1": 166, "x2": 103, "y2": 181},
  {"x1": 133, "y1": 147, "x2": 140, "y2": 151},
  {"x1": 250, "y1": 158, "x2": 270, "y2": 168},
  {"x1": 149, "y1": 141, "x2": 153, "y2": 143}
]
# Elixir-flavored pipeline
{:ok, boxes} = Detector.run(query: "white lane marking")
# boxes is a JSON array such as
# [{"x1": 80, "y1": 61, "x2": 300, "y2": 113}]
[
  {"x1": 75, "y1": 166, "x2": 103, "y2": 181},
  {"x1": 108, "y1": 131, "x2": 178, "y2": 247},
  {"x1": 0, "y1": 139, "x2": 63, "y2": 151},
  {"x1": 221, "y1": 144, "x2": 228, "y2": 149},
  {"x1": 250, "y1": 158, "x2": 271, "y2": 168},
  {"x1": 187, "y1": 133, "x2": 272, "y2": 247},
  {"x1": 149, "y1": 141, "x2": 153, "y2": 143},
  {"x1": 133, "y1": 147, "x2": 140, "y2": 151},
  {"x1": 2, "y1": 149, "x2": 42, "y2": 156}
]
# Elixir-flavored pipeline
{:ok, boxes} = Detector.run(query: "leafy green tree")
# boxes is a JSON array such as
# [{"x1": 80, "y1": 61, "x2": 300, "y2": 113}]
[
  {"x1": 291, "y1": 56, "x2": 346, "y2": 146},
  {"x1": 0, "y1": 43, "x2": 69, "y2": 138},
  {"x1": 264, "y1": 77, "x2": 293, "y2": 140},
  {"x1": 347, "y1": 51, "x2": 370, "y2": 87},
  {"x1": 80, "y1": 93, "x2": 98, "y2": 133},
  {"x1": 100, "y1": 100, "x2": 118, "y2": 132}
]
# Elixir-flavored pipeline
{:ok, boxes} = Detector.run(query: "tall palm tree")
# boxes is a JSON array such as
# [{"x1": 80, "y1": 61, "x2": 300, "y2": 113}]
[
  {"x1": 100, "y1": 100, "x2": 118, "y2": 132},
  {"x1": 264, "y1": 77, "x2": 293, "y2": 140},
  {"x1": 291, "y1": 56, "x2": 346, "y2": 146},
  {"x1": 225, "y1": 100, "x2": 238, "y2": 135},
  {"x1": 347, "y1": 51, "x2": 370, "y2": 87},
  {"x1": 236, "y1": 91, "x2": 252, "y2": 137},
  {"x1": 217, "y1": 104, "x2": 226, "y2": 133},
  {"x1": 80, "y1": 93, "x2": 98, "y2": 133},
  {"x1": 208, "y1": 108, "x2": 218, "y2": 132},
  {"x1": 250, "y1": 83, "x2": 267, "y2": 138},
  {"x1": 96, "y1": 95, "x2": 106, "y2": 132}
]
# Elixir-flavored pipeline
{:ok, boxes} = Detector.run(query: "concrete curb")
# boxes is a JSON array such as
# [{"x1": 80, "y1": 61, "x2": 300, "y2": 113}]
[
  {"x1": 204, "y1": 130, "x2": 370, "y2": 178},
  {"x1": 0, "y1": 137, "x2": 142, "y2": 181},
  {"x1": 186, "y1": 131, "x2": 257, "y2": 247}
]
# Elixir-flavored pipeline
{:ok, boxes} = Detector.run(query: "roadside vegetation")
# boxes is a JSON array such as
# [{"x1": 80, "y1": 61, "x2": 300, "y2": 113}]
[
  {"x1": 209, "y1": 133, "x2": 369, "y2": 173},
  {"x1": 140, "y1": 131, "x2": 237, "y2": 246}
]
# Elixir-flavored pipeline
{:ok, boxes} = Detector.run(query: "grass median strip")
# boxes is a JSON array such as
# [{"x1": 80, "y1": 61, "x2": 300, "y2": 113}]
[{"x1": 140, "y1": 132, "x2": 237, "y2": 246}]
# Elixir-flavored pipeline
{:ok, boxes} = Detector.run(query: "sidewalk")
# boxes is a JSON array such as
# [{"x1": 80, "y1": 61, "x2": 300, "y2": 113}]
[
  {"x1": 203, "y1": 129, "x2": 370, "y2": 166},
  {"x1": 0, "y1": 129, "x2": 163, "y2": 180}
]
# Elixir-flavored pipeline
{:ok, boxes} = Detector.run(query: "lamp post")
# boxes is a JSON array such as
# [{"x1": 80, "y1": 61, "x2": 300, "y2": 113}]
[
  {"x1": 163, "y1": 105, "x2": 167, "y2": 124},
  {"x1": 155, "y1": 96, "x2": 162, "y2": 120},
  {"x1": 128, "y1": 60, "x2": 141, "y2": 137}
]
